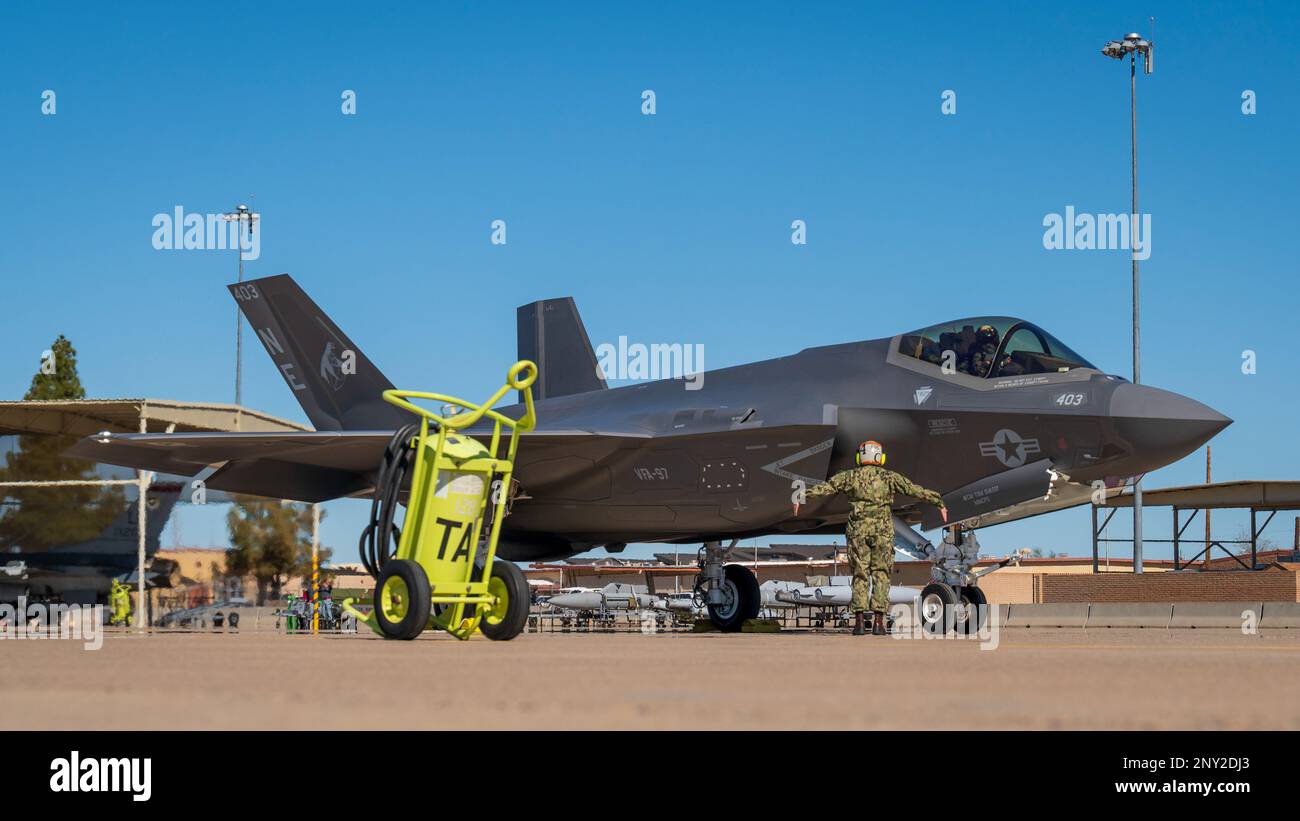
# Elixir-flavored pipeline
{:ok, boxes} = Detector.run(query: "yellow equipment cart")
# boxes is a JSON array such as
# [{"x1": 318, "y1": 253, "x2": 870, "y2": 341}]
[{"x1": 344, "y1": 360, "x2": 537, "y2": 641}]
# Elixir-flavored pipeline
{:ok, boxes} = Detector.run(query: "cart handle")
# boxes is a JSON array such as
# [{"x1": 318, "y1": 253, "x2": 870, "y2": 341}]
[{"x1": 382, "y1": 359, "x2": 537, "y2": 434}]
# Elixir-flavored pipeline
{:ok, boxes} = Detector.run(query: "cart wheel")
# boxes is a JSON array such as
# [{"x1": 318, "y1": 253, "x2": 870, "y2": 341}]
[
  {"x1": 480, "y1": 561, "x2": 529, "y2": 641},
  {"x1": 374, "y1": 559, "x2": 431, "y2": 640}
]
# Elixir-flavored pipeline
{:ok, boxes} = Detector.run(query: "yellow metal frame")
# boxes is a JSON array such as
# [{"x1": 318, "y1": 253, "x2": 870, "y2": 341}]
[{"x1": 344, "y1": 360, "x2": 537, "y2": 640}]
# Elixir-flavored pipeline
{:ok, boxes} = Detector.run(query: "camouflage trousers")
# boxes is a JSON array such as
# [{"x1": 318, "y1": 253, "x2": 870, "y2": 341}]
[{"x1": 846, "y1": 516, "x2": 894, "y2": 613}]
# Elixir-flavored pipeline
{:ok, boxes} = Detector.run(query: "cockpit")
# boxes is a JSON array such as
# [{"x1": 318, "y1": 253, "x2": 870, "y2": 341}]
[{"x1": 897, "y1": 317, "x2": 1097, "y2": 378}]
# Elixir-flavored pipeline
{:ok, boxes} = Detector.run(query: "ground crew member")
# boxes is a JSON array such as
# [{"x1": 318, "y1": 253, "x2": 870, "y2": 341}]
[
  {"x1": 794, "y1": 440, "x2": 946, "y2": 635},
  {"x1": 109, "y1": 579, "x2": 132, "y2": 626}
]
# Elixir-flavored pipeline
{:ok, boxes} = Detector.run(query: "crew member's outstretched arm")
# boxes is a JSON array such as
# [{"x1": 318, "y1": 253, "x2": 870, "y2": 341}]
[
  {"x1": 805, "y1": 472, "x2": 846, "y2": 501},
  {"x1": 886, "y1": 471, "x2": 944, "y2": 507},
  {"x1": 795, "y1": 470, "x2": 846, "y2": 514}
]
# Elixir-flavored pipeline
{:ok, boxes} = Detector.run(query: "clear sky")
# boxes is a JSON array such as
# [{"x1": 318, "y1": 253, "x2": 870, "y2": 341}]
[{"x1": 2, "y1": 1, "x2": 1296, "y2": 563}]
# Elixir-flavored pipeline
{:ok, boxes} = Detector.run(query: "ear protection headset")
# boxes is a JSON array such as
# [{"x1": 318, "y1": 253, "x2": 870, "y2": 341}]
[{"x1": 856, "y1": 440, "x2": 886, "y2": 466}]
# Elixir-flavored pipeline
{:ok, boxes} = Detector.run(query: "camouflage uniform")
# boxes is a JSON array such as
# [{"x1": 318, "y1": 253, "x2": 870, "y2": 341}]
[{"x1": 805, "y1": 466, "x2": 943, "y2": 613}]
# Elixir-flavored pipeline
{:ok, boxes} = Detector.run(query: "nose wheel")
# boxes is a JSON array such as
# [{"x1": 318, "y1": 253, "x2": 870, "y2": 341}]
[
  {"x1": 919, "y1": 582, "x2": 956, "y2": 634},
  {"x1": 919, "y1": 582, "x2": 988, "y2": 634},
  {"x1": 955, "y1": 584, "x2": 987, "y2": 635}
]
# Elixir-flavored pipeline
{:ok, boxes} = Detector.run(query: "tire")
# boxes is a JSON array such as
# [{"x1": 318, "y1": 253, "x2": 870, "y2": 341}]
[
  {"x1": 955, "y1": 585, "x2": 987, "y2": 635},
  {"x1": 374, "y1": 559, "x2": 431, "y2": 640},
  {"x1": 480, "y1": 560, "x2": 529, "y2": 641},
  {"x1": 919, "y1": 582, "x2": 958, "y2": 635},
  {"x1": 707, "y1": 564, "x2": 761, "y2": 632},
  {"x1": 227, "y1": 612, "x2": 240, "y2": 629}
]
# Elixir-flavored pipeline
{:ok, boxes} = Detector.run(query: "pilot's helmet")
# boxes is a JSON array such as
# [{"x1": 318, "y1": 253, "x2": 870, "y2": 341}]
[
  {"x1": 856, "y1": 440, "x2": 886, "y2": 466},
  {"x1": 977, "y1": 324, "x2": 999, "y2": 346}
]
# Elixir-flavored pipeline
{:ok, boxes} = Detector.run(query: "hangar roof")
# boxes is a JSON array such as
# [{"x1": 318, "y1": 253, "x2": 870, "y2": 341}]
[
  {"x1": 1103, "y1": 481, "x2": 1300, "y2": 511},
  {"x1": 0, "y1": 399, "x2": 308, "y2": 437}
]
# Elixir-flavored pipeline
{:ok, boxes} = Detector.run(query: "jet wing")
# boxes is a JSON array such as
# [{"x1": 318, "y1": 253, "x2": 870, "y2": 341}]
[
  {"x1": 67, "y1": 424, "x2": 832, "y2": 507},
  {"x1": 66, "y1": 430, "x2": 394, "y2": 502}
]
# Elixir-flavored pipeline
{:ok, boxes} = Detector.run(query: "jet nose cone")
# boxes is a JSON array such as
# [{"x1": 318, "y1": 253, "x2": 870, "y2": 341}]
[{"x1": 1108, "y1": 383, "x2": 1231, "y2": 467}]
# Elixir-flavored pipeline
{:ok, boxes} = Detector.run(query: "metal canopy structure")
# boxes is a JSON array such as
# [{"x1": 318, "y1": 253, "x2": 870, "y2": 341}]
[
  {"x1": 0, "y1": 399, "x2": 308, "y2": 630},
  {"x1": 0, "y1": 398, "x2": 307, "y2": 437},
  {"x1": 1093, "y1": 481, "x2": 1300, "y2": 572}
]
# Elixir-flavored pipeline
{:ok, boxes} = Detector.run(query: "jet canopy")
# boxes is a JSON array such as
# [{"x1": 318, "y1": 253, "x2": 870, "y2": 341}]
[{"x1": 897, "y1": 317, "x2": 1097, "y2": 378}]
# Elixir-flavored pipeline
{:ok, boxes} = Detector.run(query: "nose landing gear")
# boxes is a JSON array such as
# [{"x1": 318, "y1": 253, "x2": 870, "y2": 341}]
[
  {"x1": 907, "y1": 522, "x2": 1023, "y2": 634},
  {"x1": 918, "y1": 581, "x2": 988, "y2": 635}
]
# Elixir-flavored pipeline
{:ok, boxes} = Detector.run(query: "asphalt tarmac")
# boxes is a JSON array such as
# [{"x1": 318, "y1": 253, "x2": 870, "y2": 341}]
[{"x1": 4, "y1": 627, "x2": 1297, "y2": 730}]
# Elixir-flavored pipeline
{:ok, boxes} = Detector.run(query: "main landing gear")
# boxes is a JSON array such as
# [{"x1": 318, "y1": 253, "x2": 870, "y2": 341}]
[{"x1": 694, "y1": 540, "x2": 761, "y2": 632}]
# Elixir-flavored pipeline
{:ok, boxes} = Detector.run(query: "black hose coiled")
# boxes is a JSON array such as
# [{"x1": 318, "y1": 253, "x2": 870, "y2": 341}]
[{"x1": 358, "y1": 423, "x2": 424, "y2": 578}]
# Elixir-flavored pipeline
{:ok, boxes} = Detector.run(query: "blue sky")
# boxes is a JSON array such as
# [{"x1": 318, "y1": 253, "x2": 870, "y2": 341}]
[{"x1": 2, "y1": 1, "x2": 1296, "y2": 562}]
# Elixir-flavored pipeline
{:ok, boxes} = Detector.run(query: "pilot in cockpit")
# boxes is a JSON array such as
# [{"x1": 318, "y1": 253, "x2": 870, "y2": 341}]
[{"x1": 970, "y1": 324, "x2": 1000, "y2": 377}]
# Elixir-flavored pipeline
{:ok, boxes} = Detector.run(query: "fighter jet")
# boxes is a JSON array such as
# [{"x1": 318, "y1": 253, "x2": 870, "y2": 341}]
[
  {"x1": 0, "y1": 482, "x2": 183, "y2": 605},
  {"x1": 69, "y1": 275, "x2": 1230, "y2": 630}
]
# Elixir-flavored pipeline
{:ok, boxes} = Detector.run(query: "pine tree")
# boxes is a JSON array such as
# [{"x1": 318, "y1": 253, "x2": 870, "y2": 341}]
[
  {"x1": 25, "y1": 335, "x2": 86, "y2": 400},
  {"x1": 0, "y1": 336, "x2": 124, "y2": 551}
]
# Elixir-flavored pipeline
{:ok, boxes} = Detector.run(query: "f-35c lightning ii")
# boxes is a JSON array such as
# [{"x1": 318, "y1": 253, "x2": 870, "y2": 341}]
[{"x1": 69, "y1": 275, "x2": 1230, "y2": 630}]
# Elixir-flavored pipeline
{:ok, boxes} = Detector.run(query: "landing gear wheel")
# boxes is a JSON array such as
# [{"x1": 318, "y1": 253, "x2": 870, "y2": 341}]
[
  {"x1": 707, "y1": 564, "x2": 760, "y2": 632},
  {"x1": 919, "y1": 582, "x2": 958, "y2": 635},
  {"x1": 480, "y1": 561, "x2": 529, "y2": 641},
  {"x1": 227, "y1": 612, "x2": 240, "y2": 629},
  {"x1": 955, "y1": 585, "x2": 987, "y2": 635},
  {"x1": 374, "y1": 559, "x2": 431, "y2": 640}
]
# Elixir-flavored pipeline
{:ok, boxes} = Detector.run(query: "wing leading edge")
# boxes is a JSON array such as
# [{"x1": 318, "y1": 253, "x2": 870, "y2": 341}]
[{"x1": 65, "y1": 423, "x2": 834, "y2": 507}]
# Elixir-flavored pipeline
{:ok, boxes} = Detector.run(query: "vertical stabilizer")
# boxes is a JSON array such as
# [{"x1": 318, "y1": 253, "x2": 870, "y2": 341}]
[{"x1": 516, "y1": 297, "x2": 607, "y2": 402}]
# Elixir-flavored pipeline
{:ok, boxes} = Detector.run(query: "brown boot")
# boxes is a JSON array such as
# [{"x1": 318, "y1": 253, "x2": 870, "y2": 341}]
[
  {"x1": 852, "y1": 612, "x2": 866, "y2": 635},
  {"x1": 871, "y1": 610, "x2": 887, "y2": 635}
]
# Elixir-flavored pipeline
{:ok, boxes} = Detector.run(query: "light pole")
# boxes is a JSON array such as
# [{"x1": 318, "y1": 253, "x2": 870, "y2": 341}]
[
  {"x1": 220, "y1": 204, "x2": 259, "y2": 408},
  {"x1": 1101, "y1": 29, "x2": 1153, "y2": 572}
]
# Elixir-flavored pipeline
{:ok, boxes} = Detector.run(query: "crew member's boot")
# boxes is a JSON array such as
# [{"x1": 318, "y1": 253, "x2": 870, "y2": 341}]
[
  {"x1": 853, "y1": 612, "x2": 866, "y2": 635},
  {"x1": 871, "y1": 610, "x2": 887, "y2": 636}
]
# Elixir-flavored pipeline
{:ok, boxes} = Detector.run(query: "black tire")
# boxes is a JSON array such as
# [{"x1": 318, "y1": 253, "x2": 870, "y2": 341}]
[
  {"x1": 919, "y1": 582, "x2": 958, "y2": 635},
  {"x1": 955, "y1": 585, "x2": 987, "y2": 635},
  {"x1": 480, "y1": 560, "x2": 529, "y2": 641},
  {"x1": 707, "y1": 564, "x2": 761, "y2": 632},
  {"x1": 227, "y1": 612, "x2": 240, "y2": 628},
  {"x1": 373, "y1": 559, "x2": 431, "y2": 640}
]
